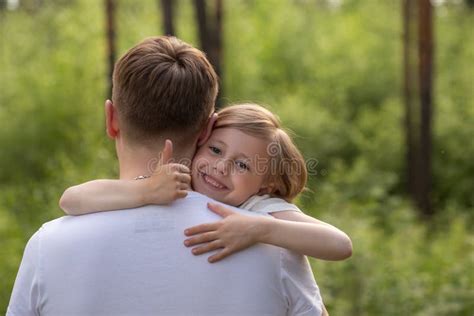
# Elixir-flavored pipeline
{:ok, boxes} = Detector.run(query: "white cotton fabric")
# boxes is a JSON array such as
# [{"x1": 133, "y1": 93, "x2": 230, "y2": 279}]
[
  {"x1": 240, "y1": 194, "x2": 302, "y2": 215},
  {"x1": 8, "y1": 191, "x2": 322, "y2": 316}
]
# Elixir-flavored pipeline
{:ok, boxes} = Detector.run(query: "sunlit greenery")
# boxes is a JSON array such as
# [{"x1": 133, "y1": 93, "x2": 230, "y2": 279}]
[{"x1": 1, "y1": 0, "x2": 473, "y2": 314}]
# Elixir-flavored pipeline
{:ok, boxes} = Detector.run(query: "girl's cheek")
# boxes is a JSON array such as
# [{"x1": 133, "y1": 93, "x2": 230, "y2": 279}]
[{"x1": 193, "y1": 157, "x2": 211, "y2": 175}]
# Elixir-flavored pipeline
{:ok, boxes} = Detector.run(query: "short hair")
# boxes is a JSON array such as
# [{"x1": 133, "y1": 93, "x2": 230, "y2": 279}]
[
  {"x1": 215, "y1": 103, "x2": 307, "y2": 202},
  {"x1": 112, "y1": 36, "x2": 218, "y2": 145}
]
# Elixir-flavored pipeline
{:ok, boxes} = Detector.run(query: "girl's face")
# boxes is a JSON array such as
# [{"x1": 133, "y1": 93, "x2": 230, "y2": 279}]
[{"x1": 191, "y1": 127, "x2": 270, "y2": 206}]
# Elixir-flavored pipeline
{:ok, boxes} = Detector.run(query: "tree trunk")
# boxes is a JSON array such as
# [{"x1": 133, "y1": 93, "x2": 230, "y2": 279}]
[
  {"x1": 211, "y1": 0, "x2": 223, "y2": 83},
  {"x1": 402, "y1": 0, "x2": 434, "y2": 219},
  {"x1": 105, "y1": 0, "x2": 116, "y2": 99},
  {"x1": 418, "y1": 0, "x2": 434, "y2": 218},
  {"x1": 160, "y1": 0, "x2": 175, "y2": 36},
  {"x1": 194, "y1": 0, "x2": 210, "y2": 52},
  {"x1": 403, "y1": 0, "x2": 417, "y2": 208},
  {"x1": 193, "y1": 0, "x2": 223, "y2": 108}
]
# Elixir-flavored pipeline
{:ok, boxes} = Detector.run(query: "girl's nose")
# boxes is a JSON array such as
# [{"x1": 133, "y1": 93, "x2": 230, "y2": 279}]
[{"x1": 214, "y1": 158, "x2": 229, "y2": 175}]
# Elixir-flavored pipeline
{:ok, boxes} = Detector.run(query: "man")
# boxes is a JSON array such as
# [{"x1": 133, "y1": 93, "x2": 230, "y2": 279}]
[{"x1": 8, "y1": 36, "x2": 323, "y2": 315}]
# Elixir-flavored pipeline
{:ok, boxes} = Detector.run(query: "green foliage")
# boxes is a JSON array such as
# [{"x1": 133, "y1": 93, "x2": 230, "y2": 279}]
[
  {"x1": 0, "y1": 0, "x2": 473, "y2": 314},
  {"x1": 311, "y1": 210, "x2": 473, "y2": 315}
]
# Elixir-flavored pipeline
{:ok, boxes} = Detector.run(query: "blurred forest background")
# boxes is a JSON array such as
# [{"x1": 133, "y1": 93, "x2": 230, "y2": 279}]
[{"x1": 0, "y1": 0, "x2": 473, "y2": 315}]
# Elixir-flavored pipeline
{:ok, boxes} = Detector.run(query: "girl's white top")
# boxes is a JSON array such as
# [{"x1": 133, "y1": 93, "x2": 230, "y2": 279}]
[{"x1": 241, "y1": 194, "x2": 302, "y2": 214}]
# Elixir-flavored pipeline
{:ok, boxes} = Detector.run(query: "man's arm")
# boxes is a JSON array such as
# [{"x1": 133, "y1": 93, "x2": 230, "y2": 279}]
[{"x1": 7, "y1": 230, "x2": 42, "y2": 316}]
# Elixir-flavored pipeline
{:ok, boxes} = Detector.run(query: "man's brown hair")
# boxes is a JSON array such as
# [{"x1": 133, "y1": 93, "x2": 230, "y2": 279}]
[{"x1": 112, "y1": 36, "x2": 218, "y2": 145}]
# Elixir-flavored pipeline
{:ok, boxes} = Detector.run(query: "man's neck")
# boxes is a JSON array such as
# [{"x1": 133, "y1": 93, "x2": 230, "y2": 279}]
[
  {"x1": 117, "y1": 142, "x2": 195, "y2": 180},
  {"x1": 118, "y1": 153, "x2": 158, "y2": 180}
]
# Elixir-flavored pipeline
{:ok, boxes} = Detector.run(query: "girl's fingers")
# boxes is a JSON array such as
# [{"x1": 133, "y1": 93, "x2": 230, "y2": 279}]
[
  {"x1": 177, "y1": 173, "x2": 191, "y2": 184},
  {"x1": 184, "y1": 232, "x2": 217, "y2": 247},
  {"x1": 170, "y1": 163, "x2": 190, "y2": 174},
  {"x1": 158, "y1": 140, "x2": 173, "y2": 166},
  {"x1": 176, "y1": 190, "x2": 188, "y2": 199},
  {"x1": 184, "y1": 222, "x2": 220, "y2": 236},
  {"x1": 208, "y1": 248, "x2": 233, "y2": 263},
  {"x1": 178, "y1": 182, "x2": 189, "y2": 190},
  {"x1": 207, "y1": 202, "x2": 234, "y2": 218},
  {"x1": 191, "y1": 240, "x2": 223, "y2": 255}
]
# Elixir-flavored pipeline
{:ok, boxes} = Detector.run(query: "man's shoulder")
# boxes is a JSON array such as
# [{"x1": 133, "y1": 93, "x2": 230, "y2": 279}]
[
  {"x1": 36, "y1": 193, "x2": 266, "y2": 239},
  {"x1": 37, "y1": 215, "x2": 70, "y2": 234}
]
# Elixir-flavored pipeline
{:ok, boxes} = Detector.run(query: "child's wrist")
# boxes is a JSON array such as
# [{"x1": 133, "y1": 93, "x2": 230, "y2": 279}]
[
  {"x1": 133, "y1": 179, "x2": 151, "y2": 205},
  {"x1": 254, "y1": 217, "x2": 273, "y2": 244}
]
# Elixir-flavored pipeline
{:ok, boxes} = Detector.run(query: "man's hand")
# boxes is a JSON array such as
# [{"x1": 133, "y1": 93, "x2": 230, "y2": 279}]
[
  {"x1": 141, "y1": 139, "x2": 191, "y2": 205},
  {"x1": 184, "y1": 203, "x2": 266, "y2": 263}
]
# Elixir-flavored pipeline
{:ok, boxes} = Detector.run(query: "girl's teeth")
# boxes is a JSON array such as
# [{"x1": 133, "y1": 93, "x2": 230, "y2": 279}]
[{"x1": 204, "y1": 174, "x2": 224, "y2": 189}]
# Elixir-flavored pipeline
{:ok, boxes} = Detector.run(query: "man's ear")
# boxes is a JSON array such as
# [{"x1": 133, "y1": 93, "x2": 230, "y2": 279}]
[
  {"x1": 197, "y1": 112, "x2": 218, "y2": 146},
  {"x1": 105, "y1": 99, "x2": 120, "y2": 139}
]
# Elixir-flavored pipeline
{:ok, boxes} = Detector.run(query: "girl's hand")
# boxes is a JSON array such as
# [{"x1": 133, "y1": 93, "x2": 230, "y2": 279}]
[
  {"x1": 141, "y1": 140, "x2": 191, "y2": 205},
  {"x1": 184, "y1": 203, "x2": 265, "y2": 263}
]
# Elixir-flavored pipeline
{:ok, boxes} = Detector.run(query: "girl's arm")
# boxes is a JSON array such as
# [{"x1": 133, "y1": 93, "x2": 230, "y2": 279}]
[
  {"x1": 184, "y1": 202, "x2": 352, "y2": 263},
  {"x1": 260, "y1": 210, "x2": 352, "y2": 260},
  {"x1": 60, "y1": 163, "x2": 191, "y2": 215},
  {"x1": 60, "y1": 179, "x2": 146, "y2": 215}
]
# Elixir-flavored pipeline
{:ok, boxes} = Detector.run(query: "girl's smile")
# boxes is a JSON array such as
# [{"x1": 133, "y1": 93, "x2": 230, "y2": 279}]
[{"x1": 199, "y1": 171, "x2": 228, "y2": 190}]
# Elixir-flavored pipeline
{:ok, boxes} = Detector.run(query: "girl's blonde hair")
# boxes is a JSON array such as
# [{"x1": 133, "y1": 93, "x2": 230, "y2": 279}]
[{"x1": 216, "y1": 103, "x2": 307, "y2": 202}]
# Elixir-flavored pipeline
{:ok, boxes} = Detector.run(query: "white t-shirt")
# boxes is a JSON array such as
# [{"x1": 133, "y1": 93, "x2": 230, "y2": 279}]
[
  {"x1": 8, "y1": 192, "x2": 322, "y2": 316},
  {"x1": 240, "y1": 194, "x2": 302, "y2": 215}
]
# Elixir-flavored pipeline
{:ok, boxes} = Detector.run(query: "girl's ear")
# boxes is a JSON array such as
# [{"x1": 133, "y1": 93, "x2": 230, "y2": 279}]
[{"x1": 258, "y1": 183, "x2": 275, "y2": 195}]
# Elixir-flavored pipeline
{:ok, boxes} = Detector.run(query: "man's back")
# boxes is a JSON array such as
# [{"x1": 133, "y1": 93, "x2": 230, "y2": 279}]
[{"x1": 8, "y1": 192, "x2": 322, "y2": 316}]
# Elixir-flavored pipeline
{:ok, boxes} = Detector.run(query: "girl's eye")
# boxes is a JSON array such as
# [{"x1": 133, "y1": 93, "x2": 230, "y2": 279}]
[
  {"x1": 209, "y1": 146, "x2": 221, "y2": 155},
  {"x1": 236, "y1": 161, "x2": 250, "y2": 171}
]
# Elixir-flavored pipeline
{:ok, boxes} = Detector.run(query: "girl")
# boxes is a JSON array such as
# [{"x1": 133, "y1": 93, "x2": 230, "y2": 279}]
[{"x1": 60, "y1": 103, "x2": 352, "y2": 264}]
